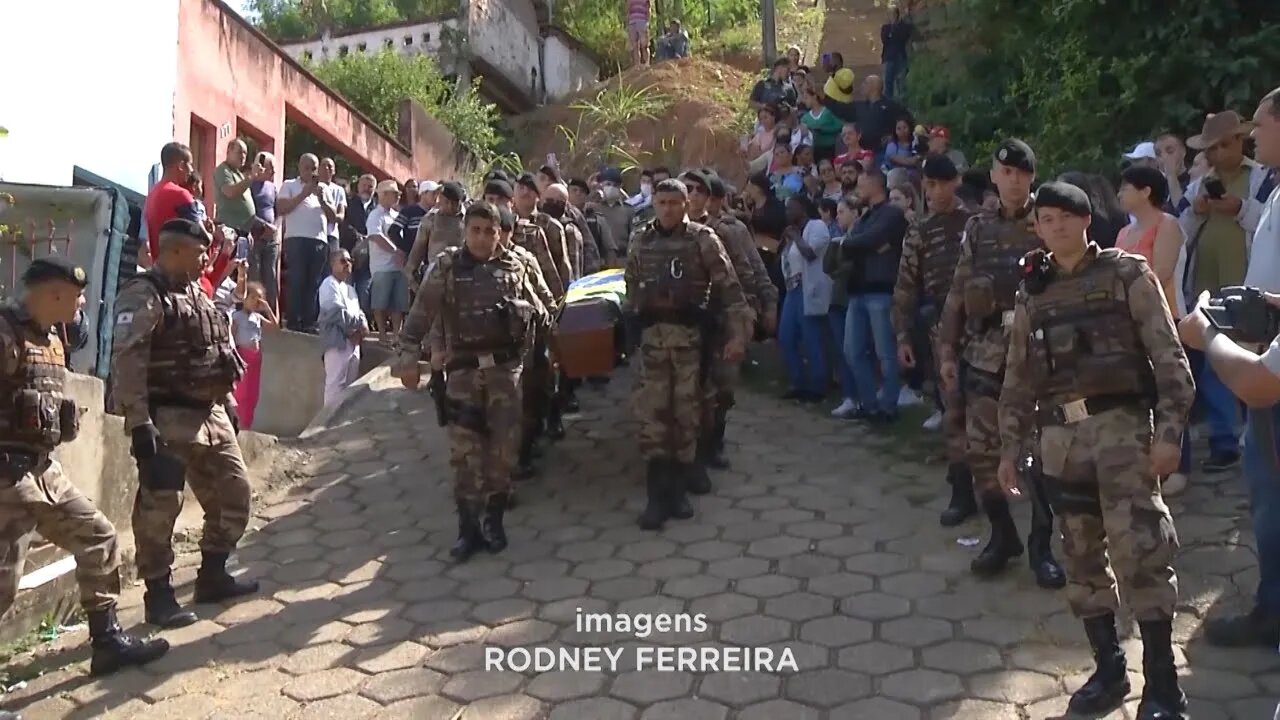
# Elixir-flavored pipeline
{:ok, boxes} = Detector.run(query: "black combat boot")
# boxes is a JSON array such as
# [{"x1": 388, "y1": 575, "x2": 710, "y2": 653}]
[
  {"x1": 970, "y1": 494, "x2": 1024, "y2": 577},
  {"x1": 638, "y1": 459, "x2": 670, "y2": 531},
  {"x1": 707, "y1": 411, "x2": 730, "y2": 470},
  {"x1": 450, "y1": 499, "x2": 487, "y2": 560},
  {"x1": 193, "y1": 552, "x2": 260, "y2": 603},
  {"x1": 481, "y1": 493, "x2": 509, "y2": 553},
  {"x1": 545, "y1": 400, "x2": 566, "y2": 441},
  {"x1": 87, "y1": 607, "x2": 169, "y2": 677},
  {"x1": 1137, "y1": 620, "x2": 1187, "y2": 720},
  {"x1": 939, "y1": 463, "x2": 978, "y2": 527},
  {"x1": 143, "y1": 574, "x2": 198, "y2": 628},
  {"x1": 666, "y1": 463, "x2": 694, "y2": 520},
  {"x1": 1026, "y1": 474, "x2": 1067, "y2": 589},
  {"x1": 1068, "y1": 613, "x2": 1130, "y2": 715},
  {"x1": 514, "y1": 436, "x2": 537, "y2": 480},
  {"x1": 685, "y1": 452, "x2": 712, "y2": 495}
]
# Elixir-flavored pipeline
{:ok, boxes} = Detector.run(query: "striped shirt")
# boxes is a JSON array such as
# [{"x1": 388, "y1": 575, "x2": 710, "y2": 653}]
[{"x1": 627, "y1": 0, "x2": 649, "y2": 24}]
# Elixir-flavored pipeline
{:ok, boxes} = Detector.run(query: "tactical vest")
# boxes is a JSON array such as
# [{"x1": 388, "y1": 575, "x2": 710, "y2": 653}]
[
  {"x1": 918, "y1": 208, "x2": 973, "y2": 304},
  {"x1": 633, "y1": 221, "x2": 712, "y2": 322},
  {"x1": 133, "y1": 274, "x2": 245, "y2": 402},
  {"x1": 1025, "y1": 249, "x2": 1155, "y2": 404},
  {"x1": 963, "y1": 206, "x2": 1040, "y2": 326},
  {"x1": 0, "y1": 308, "x2": 73, "y2": 451},
  {"x1": 444, "y1": 247, "x2": 531, "y2": 354}
]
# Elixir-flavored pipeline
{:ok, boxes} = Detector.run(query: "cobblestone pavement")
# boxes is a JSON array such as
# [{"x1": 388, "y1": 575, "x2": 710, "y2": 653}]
[{"x1": 4, "y1": 368, "x2": 1279, "y2": 719}]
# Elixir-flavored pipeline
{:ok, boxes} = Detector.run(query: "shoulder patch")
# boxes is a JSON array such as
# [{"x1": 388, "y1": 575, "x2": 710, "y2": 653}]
[{"x1": 116, "y1": 311, "x2": 134, "y2": 326}]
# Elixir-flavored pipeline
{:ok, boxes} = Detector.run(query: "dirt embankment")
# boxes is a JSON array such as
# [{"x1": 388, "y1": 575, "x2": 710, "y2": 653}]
[{"x1": 510, "y1": 58, "x2": 759, "y2": 188}]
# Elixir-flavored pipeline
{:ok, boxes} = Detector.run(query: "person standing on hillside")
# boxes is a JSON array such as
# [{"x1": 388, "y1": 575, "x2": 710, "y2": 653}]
[
  {"x1": 880, "y1": 4, "x2": 914, "y2": 99},
  {"x1": 625, "y1": 0, "x2": 650, "y2": 66}
]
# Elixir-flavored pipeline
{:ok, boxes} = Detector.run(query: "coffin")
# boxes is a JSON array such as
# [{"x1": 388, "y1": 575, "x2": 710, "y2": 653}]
[{"x1": 554, "y1": 268, "x2": 626, "y2": 379}]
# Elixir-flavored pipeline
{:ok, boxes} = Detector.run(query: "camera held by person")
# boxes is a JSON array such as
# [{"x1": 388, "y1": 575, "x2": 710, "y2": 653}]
[{"x1": 1202, "y1": 285, "x2": 1280, "y2": 345}]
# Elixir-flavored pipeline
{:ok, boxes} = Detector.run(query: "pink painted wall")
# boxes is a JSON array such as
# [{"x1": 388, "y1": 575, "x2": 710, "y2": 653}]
[{"x1": 173, "y1": 0, "x2": 468, "y2": 202}]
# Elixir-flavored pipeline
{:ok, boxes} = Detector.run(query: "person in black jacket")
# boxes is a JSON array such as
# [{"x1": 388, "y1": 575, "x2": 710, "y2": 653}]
[
  {"x1": 839, "y1": 168, "x2": 908, "y2": 422},
  {"x1": 744, "y1": 173, "x2": 788, "y2": 318}
]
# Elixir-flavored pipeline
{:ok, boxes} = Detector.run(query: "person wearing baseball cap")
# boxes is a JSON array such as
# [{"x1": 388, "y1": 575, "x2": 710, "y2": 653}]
[
  {"x1": 390, "y1": 181, "x2": 442, "y2": 267},
  {"x1": 405, "y1": 181, "x2": 469, "y2": 281},
  {"x1": 937, "y1": 137, "x2": 1066, "y2": 589},
  {"x1": 927, "y1": 126, "x2": 969, "y2": 172}
]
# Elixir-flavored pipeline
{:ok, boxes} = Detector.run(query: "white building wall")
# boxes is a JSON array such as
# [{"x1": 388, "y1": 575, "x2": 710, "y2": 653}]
[
  {"x1": 0, "y1": 0, "x2": 181, "y2": 194},
  {"x1": 468, "y1": 0, "x2": 540, "y2": 100},
  {"x1": 280, "y1": 19, "x2": 457, "y2": 69},
  {"x1": 544, "y1": 34, "x2": 599, "y2": 101}
]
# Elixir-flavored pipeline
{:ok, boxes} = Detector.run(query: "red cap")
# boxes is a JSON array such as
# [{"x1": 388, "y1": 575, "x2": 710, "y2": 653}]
[{"x1": 930, "y1": 126, "x2": 951, "y2": 140}]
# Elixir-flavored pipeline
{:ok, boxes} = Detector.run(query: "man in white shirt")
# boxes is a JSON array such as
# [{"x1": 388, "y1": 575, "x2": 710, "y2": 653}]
[
  {"x1": 276, "y1": 153, "x2": 337, "y2": 333},
  {"x1": 366, "y1": 179, "x2": 409, "y2": 343},
  {"x1": 319, "y1": 157, "x2": 348, "y2": 254},
  {"x1": 318, "y1": 249, "x2": 368, "y2": 406}
]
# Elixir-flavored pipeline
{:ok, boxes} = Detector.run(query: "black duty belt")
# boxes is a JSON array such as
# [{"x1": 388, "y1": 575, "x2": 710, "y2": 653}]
[
  {"x1": 1037, "y1": 394, "x2": 1152, "y2": 426},
  {"x1": 150, "y1": 395, "x2": 216, "y2": 410},
  {"x1": 446, "y1": 347, "x2": 522, "y2": 372}
]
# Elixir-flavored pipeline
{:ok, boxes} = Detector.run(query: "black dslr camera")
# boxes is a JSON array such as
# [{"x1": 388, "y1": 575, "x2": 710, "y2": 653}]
[{"x1": 1202, "y1": 286, "x2": 1280, "y2": 344}]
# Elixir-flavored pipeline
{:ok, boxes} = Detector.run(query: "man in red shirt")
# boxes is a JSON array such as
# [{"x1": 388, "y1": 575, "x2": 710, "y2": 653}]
[{"x1": 142, "y1": 143, "x2": 205, "y2": 267}]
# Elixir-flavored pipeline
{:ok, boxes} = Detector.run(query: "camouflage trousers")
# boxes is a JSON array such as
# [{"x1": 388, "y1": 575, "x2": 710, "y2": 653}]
[
  {"x1": 1040, "y1": 406, "x2": 1179, "y2": 621},
  {"x1": 0, "y1": 457, "x2": 120, "y2": 615},
  {"x1": 448, "y1": 363, "x2": 521, "y2": 501},
  {"x1": 635, "y1": 327, "x2": 703, "y2": 463},
  {"x1": 930, "y1": 327, "x2": 967, "y2": 464},
  {"x1": 133, "y1": 404, "x2": 252, "y2": 581},
  {"x1": 963, "y1": 365, "x2": 1006, "y2": 497},
  {"x1": 701, "y1": 351, "x2": 740, "y2": 431}
]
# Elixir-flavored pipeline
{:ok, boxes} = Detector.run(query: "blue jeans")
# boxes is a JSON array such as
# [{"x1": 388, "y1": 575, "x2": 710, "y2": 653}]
[
  {"x1": 1189, "y1": 348, "x2": 1242, "y2": 454},
  {"x1": 1243, "y1": 405, "x2": 1280, "y2": 614},
  {"x1": 845, "y1": 293, "x2": 899, "y2": 413},
  {"x1": 883, "y1": 60, "x2": 907, "y2": 99},
  {"x1": 827, "y1": 305, "x2": 856, "y2": 400},
  {"x1": 778, "y1": 287, "x2": 828, "y2": 395}
]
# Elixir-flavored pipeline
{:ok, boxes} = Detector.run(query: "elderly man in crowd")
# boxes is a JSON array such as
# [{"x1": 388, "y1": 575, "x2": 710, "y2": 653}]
[
  {"x1": 276, "y1": 154, "x2": 338, "y2": 333},
  {"x1": 319, "y1": 249, "x2": 368, "y2": 406}
]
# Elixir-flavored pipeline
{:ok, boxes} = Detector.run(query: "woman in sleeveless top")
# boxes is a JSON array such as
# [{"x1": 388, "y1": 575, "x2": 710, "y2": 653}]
[{"x1": 1117, "y1": 164, "x2": 1190, "y2": 495}]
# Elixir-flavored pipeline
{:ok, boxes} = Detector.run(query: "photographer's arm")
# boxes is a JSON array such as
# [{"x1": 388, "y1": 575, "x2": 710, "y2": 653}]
[{"x1": 1180, "y1": 293, "x2": 1280, "y2": 408}]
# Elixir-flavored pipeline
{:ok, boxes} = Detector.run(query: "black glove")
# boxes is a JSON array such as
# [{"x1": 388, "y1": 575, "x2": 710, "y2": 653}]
[
  {"x1": 227, "y1": 405, "x2": 241, "y2": 435},
  {"x1": 131, "y1": 423, "x2": 160, "y2": 461}
]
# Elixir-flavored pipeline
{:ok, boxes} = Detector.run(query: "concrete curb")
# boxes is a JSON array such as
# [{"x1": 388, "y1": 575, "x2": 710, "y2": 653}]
[{"x1": 299, "y1": 361, "x2": 396, "y2": 438}]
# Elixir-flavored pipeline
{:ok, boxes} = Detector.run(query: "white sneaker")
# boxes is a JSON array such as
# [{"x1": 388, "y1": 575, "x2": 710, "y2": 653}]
[
  {"x1": 1162, "y1": 472, "x2": 1188, "y2": 497},
  {"x1": 922, "y1": 411, "x2": 943, "y2": 430},
  {"x1": 898, "y1": 388, "x2": 924, "y2": 406},
  {"x1": 831, "y1": 398, "x2": 857, "y2": 418}
]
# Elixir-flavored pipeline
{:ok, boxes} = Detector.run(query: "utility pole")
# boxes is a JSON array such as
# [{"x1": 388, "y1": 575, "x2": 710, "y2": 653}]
[{"x1": 761, "y1": 0, "x2": 777, "y2": 65}]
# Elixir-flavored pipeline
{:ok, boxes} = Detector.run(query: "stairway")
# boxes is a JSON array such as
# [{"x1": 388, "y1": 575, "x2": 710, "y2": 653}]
[{"x1": 814, "y1": 0, "x2": 886, "y2": 99}]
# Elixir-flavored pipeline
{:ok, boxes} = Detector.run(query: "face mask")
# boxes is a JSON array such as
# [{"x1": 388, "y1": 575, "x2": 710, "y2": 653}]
[
  {"x1": 640, "y1": 182, "x2": 653, "y2": 198},
  {"x1": 603, "y1": 185, "x2": 622, "y2": 202},
  {"x1": 542, "y1": 200, "x2": 566, "y2": 219}
]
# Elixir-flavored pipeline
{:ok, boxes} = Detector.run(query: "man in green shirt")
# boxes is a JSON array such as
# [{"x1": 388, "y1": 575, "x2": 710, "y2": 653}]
[{"x1": 214, "y1": 139, "x2": 267, "y2": 235}]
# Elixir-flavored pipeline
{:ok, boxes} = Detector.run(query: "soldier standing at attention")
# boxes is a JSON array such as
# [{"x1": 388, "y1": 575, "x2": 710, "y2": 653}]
[
  {"x1": 626, "y1": 179, "x2": 752, "y2": 530},
  {"x1": 112, "y1": 218, "x2": 259, "y2": 628},
  {"x1": 680, "y1": 170, "x2": 764, "y2": 477},
  {"x1": 891, "y1": 155, "x2": 977, "y2": 526},
  {"x1": 938, "y1": 140, "x2": 1065, "y2": 588},
  {"x1": 0, "y1": 259, "x2": 169, "y2": 680},
  {"x1": 998, "y1": 182, "x2": 1193, "y2": 720},
  {"x1": 394, "y1": 203, "x2": 549, "y2": 561}
]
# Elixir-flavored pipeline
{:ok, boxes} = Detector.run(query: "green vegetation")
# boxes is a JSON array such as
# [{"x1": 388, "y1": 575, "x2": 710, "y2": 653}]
[
  {"x1": 248, "y1": 0, "x2": 456, "y2": 42},
  {"x1": 904, "y1": 1, "x2": 1280, "y2": 176},
  {"x1": 555, "y1": 81, "x2": 674, "y2": 176}
]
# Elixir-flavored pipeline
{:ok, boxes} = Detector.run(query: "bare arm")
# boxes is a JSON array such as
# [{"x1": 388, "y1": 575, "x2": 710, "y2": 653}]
[{"x1": 1151, "y1": 216, "x2": 1183, "y2": 315}]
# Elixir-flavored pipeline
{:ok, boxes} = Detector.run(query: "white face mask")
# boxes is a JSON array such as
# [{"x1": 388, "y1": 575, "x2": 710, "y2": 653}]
[
  {"x1": 640, "y1": 182, "x2": 653, "y2": 198},
  {"x1": 603, "y1": 184, "x2": 622, "y2": 202}
]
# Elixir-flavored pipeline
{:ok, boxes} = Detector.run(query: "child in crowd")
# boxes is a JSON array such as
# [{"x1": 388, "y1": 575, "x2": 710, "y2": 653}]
[{"x1": 232, "y1": 281, "x2": 278, "y2": 431}]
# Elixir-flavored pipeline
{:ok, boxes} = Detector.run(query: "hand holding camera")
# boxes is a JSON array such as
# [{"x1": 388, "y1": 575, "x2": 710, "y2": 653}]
[{"x1": 1200, "y1": 286, "x2": 1280, "y2": 345}]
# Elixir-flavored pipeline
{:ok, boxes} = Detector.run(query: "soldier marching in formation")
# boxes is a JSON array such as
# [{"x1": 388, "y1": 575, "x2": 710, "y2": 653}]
[
  {"x1": 394, "y1": 202, "x2": 551, "y2": 561},
  {"x1": 112, "y1": 218, "x2": 260, "y2": 628},
  {"x1": 405, "y1": 180, "x2": 467, "y2": 282},
  {"x1": 998, "y1": 182, "x2": 1194, "y2": 720},
  {"x1": 0, "y1": 258, "x2": 169, "y2": 684},
  {"x1": 624, "y1": 179, "x2": 752, "y2": 530},
  {"x1": 938, "y1": 140, "x2": 1065, "y2": 588},
  {"x1": 891, "y1": 155, "x2": 977, "y2": 526}
]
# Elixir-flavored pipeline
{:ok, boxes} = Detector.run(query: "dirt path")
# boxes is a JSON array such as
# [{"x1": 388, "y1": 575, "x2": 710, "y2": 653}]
[{"x1": 815, "y1": 0, "x2": 886, "y2": 96}]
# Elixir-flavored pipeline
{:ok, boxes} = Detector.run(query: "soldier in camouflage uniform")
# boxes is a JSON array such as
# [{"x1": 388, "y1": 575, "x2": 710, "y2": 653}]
[
  {"x1": 626, "y1": 179, "x2": 752, "y2": 530},
  {"x1": 542, "y1": 183, "x2": 586, "y2": 418},
  {"x1": 938, "y1": 140, "x2": 1065, "y2": 588},
  {"x1": 112, "y1": 219, "x2": 259, "y2": 629},
  {"x1": 394, "y1": 203, "x2": 550, "y2": 561},
  {"x1": 998, "y1": 182, "x2": 1193, "y2": 720},
  {"x1": 891, "y1": 155, "x2": 977, "y2": 526},
  {"x1": 515, "y1": 173, "x2": 572, "y2": 293},
  {"x1": 571, "y1": 179, "x2": 619, "y2": 271},
  {"x1": 681, "y1": 170, "x2": 773, "y2": 478},
  {"x1": 404, "y1": 180, "x2": 467, "y2": 283},
  {"x1": 0, "y1": 259, "x2": 168, "y2": 682}
]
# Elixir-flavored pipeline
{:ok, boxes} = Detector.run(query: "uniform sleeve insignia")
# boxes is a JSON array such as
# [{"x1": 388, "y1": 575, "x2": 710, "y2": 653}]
[
  {"x1": 116, "y1": 311, "x2": 134, "y2": 325},
  {"x1": 998, "y1": 148, "x2": 1008, "y2": 162},
  {"x1": 74, "y1": 267, "x2": 86, "y2": 283}
]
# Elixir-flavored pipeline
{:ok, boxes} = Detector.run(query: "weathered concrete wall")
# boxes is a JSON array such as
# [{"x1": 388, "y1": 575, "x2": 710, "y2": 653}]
[
  {"x1": 281, "y1": 17, "x2": 458, "y2": 65},
  {"x1": 545, "y1": 30, "x2": 602, "y2": 101},
  {"x1": 2, "y1": 374, "x2": 278, "y2": 644},
  {"x1": 469, "y1": 0, "x2": 542, "y2": 104}
]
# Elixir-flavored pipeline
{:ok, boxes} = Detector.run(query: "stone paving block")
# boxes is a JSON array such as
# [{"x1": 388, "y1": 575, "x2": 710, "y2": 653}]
[
  {"x1": 460, "y1": 693, "x2": 543, "y2": 720},
  {"x1": 776, "y1": 554, "x2": 841, "y2": 579},
  {"x1": 371, "y1": 696, "x2": 462, "y2": 720},
  {"x1": 879, "y1": 571, "x2": 947, "y2": 599},
  {"x1": 763, "y1": 592, "x2": 835, "y2": 621},
  {"x1": 685, "y1": 540, "x2": 747, "y2": 562},
  {"x1": 458, "y1": 577, "x2": 523, "y2": 602},
  {"x1": 747, "y1": 535, "x2": 811, "y2": 559},
  {"x1": 526, "y1": 670, "x2": 608, "y2": 701},
  {"x1": 523, "y1": 577, "x2": 590, "y2": 602},
  {"x1": 360, "y1": 667, "x2": 446, "y2": 703},
  {"x1": 836, "y1": 640, "x2": 916, "y2": 676},
  {"x1": 295, "y1": 694, "x2": 381, "y2": 720},
  {"x1": 720, "y1": 521, "x2": 783, "y2": 542},
  {"x1": 393, "y1": 578, "x2": 460, "y2": 602},
  {"x1": 472, "y1": 598, "x2": 539, "y2": 626},
  {"x1": 806, "y1": 573, "x2": 873, "y2": 597},
  {"x1": 689, "y1": 593, "x2": 759, "y2": 622},
  {"x1": 968, "y1": 669, "x2": 1062, "y2": 704},
  {"x1": 929, "y1": 699, "x2": 1022, "y2": 720},
  {"x1": 961, "y1": 617, "x2": 1035, "y2": 647},
  {"x1": 880, "y1": 617, "x2": 954, "y2": 648},
  {"x1": 830, "y1": 697, "x2": 921, "y2": 720},
  {"x1": 618, "y1": 539, "x2": 678, "y2": 563},
  {"x1": 638, "y1": 698, "x2": 729, "y2": 720},
  {"x1": 488, "y1": 619, "x2": 559, "y2": 647},
  {"x1": 840, "y1": 591, "x2": 911, "y2": 620},
  {"x1": 424, "y1": 643, "x2": 489, "y2": 673},
  {"x1": 798, "y1": 616, "x2": 873, "y2": 647},
  {"x1": 697, "y1": 671, "x2": 782, "y2": 706},
  {"x1": 730, "y1": 575, "x2": 797, "y2": 598},
  {"x1": 547, "y1": 697, "x2": 637, "y2": 720},
  {"x1": 880, "y1": 668, "x2": 964, "y2": 704},
  {"x1": 283, "y1": 667, "x2": 368, "y2": 701},
  {"x1": 720, "y1": 615, "x2": 793, "y2": 645},
  {"x1": 636, "y1": 558, "x2": 702, "y2": 579},
  {"x1": 352, "y1": 641, "x2": 430, "y2": 673},
  {"x1": 610, "y1": 670, "x2": 694, "y2": 703},
  {"x1": 784, "y1": 668, "x2": 871, "y2": 707},
  {"x1": 706, "y1": 557, "x2": 770, "y2": 579},
  {"x1": 915, "y1": 591, "x2": 987, "y2": 621},
  {"x1": 280, "y1": 641, "x2": 352, "y2": 675},
  {"x1": 921, "y1": 640, "x2": 1003, "y2": 674},
  {"x1": 573, "y1": 559, "x2": 637, "y2": 580},
  {"x1": 346, "y1": 617, "x2": 419, "y2": 648},
  {"x1": 441, "y1": 668, "x2": 525, "y2": 702},
  {"x1": 509, "y1": 559, "x2": 571, "y2": 581},
  {"x1": 843, "y1": 552, "x2": 910, "y2": 576},
  {"x1": 1180, "y1": 667, "x2": 1259, "y2": 700},
  {"x1": 740, "y1": 699, "x2": 820, "y2": 720}
]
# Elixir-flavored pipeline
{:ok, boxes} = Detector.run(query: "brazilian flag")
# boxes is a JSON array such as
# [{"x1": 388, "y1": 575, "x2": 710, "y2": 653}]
[{"x1": 565, "y1": 268, "x2": 626, "y2": 309}]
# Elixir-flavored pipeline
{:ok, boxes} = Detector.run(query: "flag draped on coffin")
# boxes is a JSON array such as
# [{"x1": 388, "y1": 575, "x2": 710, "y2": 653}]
[{"x1": 564, "y1": 267, "x2": 626, "y2": 308}]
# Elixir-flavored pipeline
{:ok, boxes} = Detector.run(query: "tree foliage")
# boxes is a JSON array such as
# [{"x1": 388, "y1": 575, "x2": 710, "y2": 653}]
[
  {"x1": 553, "y1": 0, "x2": 760, "y2": 70},
  {"x1": 904, "y1": 0, "x2": 1280, "y2": 176},
  {"x1": 249, "y1": 0, "x2": 456, "y2": 42}
]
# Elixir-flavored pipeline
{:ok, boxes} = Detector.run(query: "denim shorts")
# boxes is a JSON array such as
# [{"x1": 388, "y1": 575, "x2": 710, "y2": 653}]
[{"x1": 371, "y1": 271, "x2": 409, "y2": 312}]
